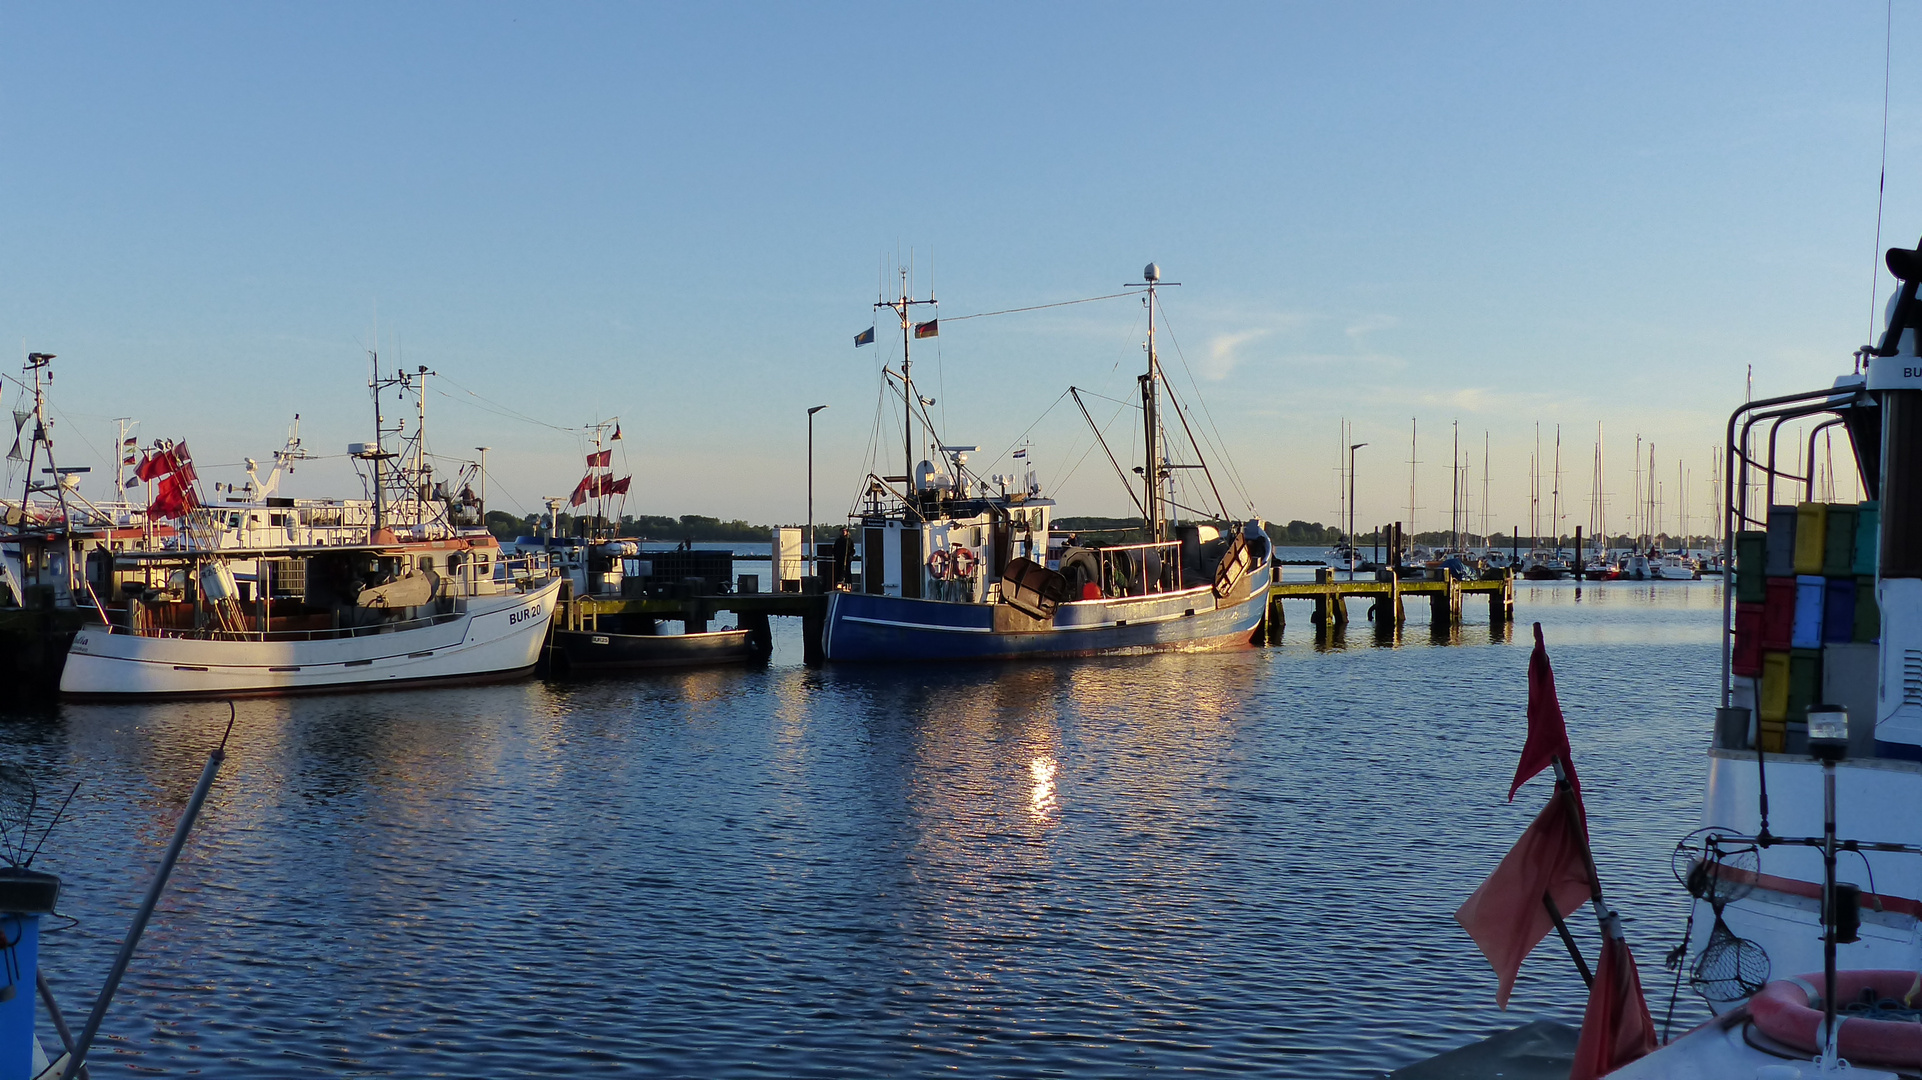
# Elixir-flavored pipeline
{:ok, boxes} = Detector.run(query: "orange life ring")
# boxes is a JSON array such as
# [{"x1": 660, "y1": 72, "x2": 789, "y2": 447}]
[
  {"x1": 949, "y1": 546, "x2": 978, "y2": 577},
  {"x1": 927, "y1": 548, "x2": 951, "y2": 580},
  {"x1": 1750, "y1": 971, "x2": 1922, "y2": 1067}
]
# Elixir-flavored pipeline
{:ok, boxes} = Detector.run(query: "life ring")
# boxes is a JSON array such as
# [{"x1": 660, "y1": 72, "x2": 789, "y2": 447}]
[
  {"x1": 927, "y1": 549, "x2": 951, "y2": 580},
  {"x1": 950, "y1": 546, "x2": 978, "y2": 577},
  {"x1": 1750, "y1": 970, "x2": 1922, "y2": 1067}
]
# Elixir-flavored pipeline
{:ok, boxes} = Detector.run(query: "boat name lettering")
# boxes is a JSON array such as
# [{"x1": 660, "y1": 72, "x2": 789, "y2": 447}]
[{"x1": 510, "y1": 603, "x2": 542, "y2": 626}]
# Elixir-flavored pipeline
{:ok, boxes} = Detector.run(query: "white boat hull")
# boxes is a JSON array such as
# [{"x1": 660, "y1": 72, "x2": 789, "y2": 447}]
[{"x1": 59, "y1": 579, "x2": 562, "y2": 699}]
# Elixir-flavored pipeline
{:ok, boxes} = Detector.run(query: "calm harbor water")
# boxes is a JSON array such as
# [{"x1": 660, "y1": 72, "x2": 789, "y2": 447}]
[{"x1": 4, "y1": 573, "x2": 1724, "y2": 1077}]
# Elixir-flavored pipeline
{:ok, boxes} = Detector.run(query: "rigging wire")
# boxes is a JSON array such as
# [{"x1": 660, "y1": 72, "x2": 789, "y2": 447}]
[
  {"x1": 1151, "y1": 293, "x2": 1258, "y2": 515},
  {"x1": 942, "y1": 291, "x2": 1139, "y2": 323},
  {"x1": 1870, "y1": 0, "x2": 1894, "y2": 351}
]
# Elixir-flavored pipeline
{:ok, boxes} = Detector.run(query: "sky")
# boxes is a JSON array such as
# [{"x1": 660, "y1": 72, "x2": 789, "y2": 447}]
[{"x1": 0, "y1": 3, "x2": 1912, "y2": 536}]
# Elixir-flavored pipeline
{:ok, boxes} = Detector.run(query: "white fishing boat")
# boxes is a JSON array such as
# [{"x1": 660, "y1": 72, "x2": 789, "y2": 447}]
[
  {"x1": 1409, "y1": 235, "x2": 1922, "y2": 1079},
  {"x1": 59, "y1": 358, "x2": 560, "y2": 699}
]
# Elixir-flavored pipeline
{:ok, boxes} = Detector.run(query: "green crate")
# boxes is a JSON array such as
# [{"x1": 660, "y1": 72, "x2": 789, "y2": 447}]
[
  {"x1": 1736, "y1": 531, "x2": 1768, "y2": 604},
  {"x1": 1823, "y1": 505, "x2": 1857, "y2": 577},
  {"x1": 1788, "y1": 647, "x2": 1822, "y2": 723},
  {"x1": 1855, "y1": 501, "x2": 1880, "y2": 576},
  {"x1": 1855, "y1": 576, "x2": 1880, "y2": 643}
]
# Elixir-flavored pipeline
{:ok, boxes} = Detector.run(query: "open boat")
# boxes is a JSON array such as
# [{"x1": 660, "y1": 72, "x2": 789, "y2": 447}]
[{"x1": 822, "y1": 264, "x2": 1272, "y2": 662}]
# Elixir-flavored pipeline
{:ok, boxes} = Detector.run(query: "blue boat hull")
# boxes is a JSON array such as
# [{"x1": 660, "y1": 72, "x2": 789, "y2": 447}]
[{"x1": 822, "y1": 566, "x2": 1271, "y2": 661}]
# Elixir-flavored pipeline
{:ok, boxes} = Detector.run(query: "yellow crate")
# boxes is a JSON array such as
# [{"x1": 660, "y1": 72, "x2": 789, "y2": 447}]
[
  {"x1": 1760, "y1": 650, "x2": 1791, "y2": 721},
  {"x1": 1794, "y1": 502, "x2": 1828, "y2": 575}
]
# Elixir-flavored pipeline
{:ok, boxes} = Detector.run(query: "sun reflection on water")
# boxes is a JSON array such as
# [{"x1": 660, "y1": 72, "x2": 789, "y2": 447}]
[{"x1": 1029, "y1": 755, "x2": 1058, "y2": 821}]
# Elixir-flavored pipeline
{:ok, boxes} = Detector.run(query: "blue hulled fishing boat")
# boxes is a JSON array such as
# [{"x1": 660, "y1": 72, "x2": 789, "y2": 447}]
[{"x1": 822, "y1": 264, "x2": 1272, "y2": 662}]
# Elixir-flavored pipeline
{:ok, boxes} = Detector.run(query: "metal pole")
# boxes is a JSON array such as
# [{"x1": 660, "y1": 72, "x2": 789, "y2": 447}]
[
  {"x1": 1821, "y1": 759, "x2": 1840, "y2": 1067},
  {"x1": 62, "y1": 721, "x2": 232, "y2": 1080},
  {"x1": 807, "y1": 406, "x2": 827, "y2": 579},
  {"x1": 1348, "y1": 443, "x2": 1367, "y2": 579}
]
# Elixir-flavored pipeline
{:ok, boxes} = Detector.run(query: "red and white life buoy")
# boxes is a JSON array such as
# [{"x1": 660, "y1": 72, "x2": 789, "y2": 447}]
[
  {"x1": 927, "y1": 548, "x2": 951, "y2": 580},
  {"x1": 1750, "y1": 971, "x2": 1922, "y2": 1067},
  {"x1": 949, "y1": 546, "x2": 978, "y2": 577}
]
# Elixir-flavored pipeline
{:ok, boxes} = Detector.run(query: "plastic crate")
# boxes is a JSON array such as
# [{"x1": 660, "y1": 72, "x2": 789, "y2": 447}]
[
  {"x1": 1823, "y1": 577, "x2": 1857, "y2": 643},
  {"x1": 1855, "y1": 577, "x2": 1880, "y2": 643},
  {"x1": 1855, "y1": 501, "x2": 1880, "y2": 576},
  {"x1": 1766, "y1": 506, "x2": 1799, "y2": 577},
  {"x1": 1735, "y1": 531, "x2": 1768, "y2": 604},
  {"x1": 1791, "y1": 575, "x2": 1826, "y2": 649},
  {"x1": 1760, "y1": 650, "x2": 1791, "y2": 722},
  {"x1": 1762, "y1": 577, "x2": 1797, "y2": 651},
  {"x1": 1732, "y1": 602, "x2": 1765, "y2": 676},
  {"x1": 1788, "y1": 648, "x2": 1822, "y2": 723},
  {"x1": 1823, "y1": 504, "x2": 1857, "y2": 577},
  {"x1": 1794, "y1": 503, "x2": 1828, "y2": 575}
]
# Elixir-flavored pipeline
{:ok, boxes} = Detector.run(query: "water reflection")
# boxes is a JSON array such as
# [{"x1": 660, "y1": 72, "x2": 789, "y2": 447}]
[{"x1": 0, "y1": 581, "x2": 1725, "y2": 1078}]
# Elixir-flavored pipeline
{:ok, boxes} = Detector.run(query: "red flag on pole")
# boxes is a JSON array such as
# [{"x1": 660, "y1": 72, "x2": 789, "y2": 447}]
[
  {"x1": 587, "y1": 449, "x2": 612, "y2": 468},
  {"x1": 1510, "y1": 623, "x2": 1580, "y2": 801},
  {"x1": 608, "y1": 476, "x2": 630, "y2": 495},
  {"x1": 1569, "y1": 914, "x2": 1657, "y2": 1080},
  {"x1": 1454, "y1": 790, "x2": 1595, "y2": 1008},
  {"x1": 149, "y1": 471, "x2": 198, "y2": 519},
  {"x1": 133, "y1": 450, "x2": 172, "y2": 482},
  {"x1": 569, "y1": 476, "x2": 593, "y2": 507}
]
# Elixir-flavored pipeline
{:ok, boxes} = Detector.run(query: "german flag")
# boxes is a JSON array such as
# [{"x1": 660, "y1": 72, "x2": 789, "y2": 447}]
[{"x1": 913, "y1": 319, "x2": 938, "y2": 339}]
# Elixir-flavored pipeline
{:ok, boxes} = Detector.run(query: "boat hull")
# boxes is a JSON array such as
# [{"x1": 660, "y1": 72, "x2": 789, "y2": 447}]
[
  {"x1": 822, "y1": 565, "x2": 1271, "y2": 661},
  {"x1": 59, "y1": 579, "x2": 563, "y2": 700},
  {"x1": 551, "y1": 627, "x2": 765, "y2": 671}
]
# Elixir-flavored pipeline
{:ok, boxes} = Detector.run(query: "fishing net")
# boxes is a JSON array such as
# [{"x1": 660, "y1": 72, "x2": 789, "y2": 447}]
[{"x1": 1691, "y1": 911, "x2": 1771, "y2": 1001}]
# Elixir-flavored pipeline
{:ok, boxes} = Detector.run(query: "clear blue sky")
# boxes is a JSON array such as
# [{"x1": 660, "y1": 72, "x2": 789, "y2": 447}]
[{"x1": 0, "y1": 3, "x2": 1909, "y2": 536}]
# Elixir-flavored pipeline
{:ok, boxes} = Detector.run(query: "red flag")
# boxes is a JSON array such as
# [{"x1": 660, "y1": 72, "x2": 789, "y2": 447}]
[
  {"x1": 1510, "y1": 623, "x2": 1579, "y2": 801},
  {"x1": 569, "y1": 476, "x2": 592, "y2": 507},
  {"x1": 149, "y1": 471, "x2": 198, "y2": 519},
  {"x1": 587, "y1": 449, "x2": 612, "y2": 468},
  {"x1": 1454, "y1": 790, "x2": 1594, "y2": 1008},
  {"x1": 608, "y1": 476, "x2": 630, "y2": 495},
  {"x1": 171, "y1": 443, "x2": 198, "y2": 486},
  {"x1": 133, "y1": 450, "x2": 172, "y2": 482},
  {"x1": 1569, "y1": 914, "x2": 1656, "y2": 1080}
]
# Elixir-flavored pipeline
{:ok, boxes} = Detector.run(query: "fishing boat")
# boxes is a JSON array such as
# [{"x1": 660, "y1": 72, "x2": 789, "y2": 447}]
[
  {"x1": 59, "y1": 359, "x2": 560, "y2": 699},
  {"x1": 1410, "y1": 235, "x2": 1922, "y2": 1078},
  {"x1": 822, "y1": 264, "x2": 1272, "y2": 662},
  {"x1": 1599, "y1": 243, "x2": 1922, "y2": 1075}
]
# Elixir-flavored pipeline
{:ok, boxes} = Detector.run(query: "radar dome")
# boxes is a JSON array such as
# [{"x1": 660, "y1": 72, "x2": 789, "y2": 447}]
[{"x1": 1143, "y1": 262, "x2": 1160, "y2": 283}]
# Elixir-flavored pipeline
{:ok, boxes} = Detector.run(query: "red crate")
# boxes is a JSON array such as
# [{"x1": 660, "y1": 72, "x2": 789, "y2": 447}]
[
  {"x1": 1733, "y1": 602, "x2": 1764, "y2": 676},
  {"x1": 1761, "y1": 577, "x2": 1797, "y2": 652}
]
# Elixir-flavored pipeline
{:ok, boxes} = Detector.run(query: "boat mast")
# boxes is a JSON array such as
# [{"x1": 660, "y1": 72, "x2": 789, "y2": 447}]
[
  {"x1": 1133, "y1": 263, "x2": 1170, "y2": 542},
  {"x1": 369, "y1": 348, "x2": 387, "y2": 530},
  {"x1": 1551, "y1": 424, "x2": 1562, "y2": 552},
  {"x1": 876, "y1": 266, "x2": 935, "y2": 490}
]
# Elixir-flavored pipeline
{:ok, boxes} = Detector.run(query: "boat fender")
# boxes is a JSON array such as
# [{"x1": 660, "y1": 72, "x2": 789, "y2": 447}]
[
  {"x1": 950, "y1": 546, "x2": 978, "y2": 578},
  {"x1": 1750, "y1": 970, "x2": 1922, "y2": 1066},
  {"x1": 927, "y1": 549, "x2": 951, "y2": 580}
]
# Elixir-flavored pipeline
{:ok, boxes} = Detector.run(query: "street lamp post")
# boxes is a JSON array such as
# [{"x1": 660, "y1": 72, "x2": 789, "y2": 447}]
[
  {"x1": 807, "y1": 406, "x2": 829, "y2": 584},
  {"x1": 1348, "y1": 442, "x2": 1368, "y2": 579}
]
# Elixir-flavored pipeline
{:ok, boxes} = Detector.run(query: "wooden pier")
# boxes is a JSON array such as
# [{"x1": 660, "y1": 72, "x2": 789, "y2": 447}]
[
  {"x1": 1261, "y1": 568, "x2": 1514, "y2": 642},
  {"x1": 555, "y1": 567, "x2": 1514, "y2": 663}
]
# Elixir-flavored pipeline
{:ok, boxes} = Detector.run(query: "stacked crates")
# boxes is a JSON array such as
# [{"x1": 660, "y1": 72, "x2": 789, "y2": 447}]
[{"x1": 1732, "y1": 500, "x2": 1879, "y2": 752}]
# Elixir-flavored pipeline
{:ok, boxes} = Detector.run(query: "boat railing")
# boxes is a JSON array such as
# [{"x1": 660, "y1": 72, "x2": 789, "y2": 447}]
[
  {"x1": 1087, "y1": 539, "x2": 1185, "y2": 596},
  {"x1": 94, "y1": 608, "x2": 469, "y2": 642}
]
